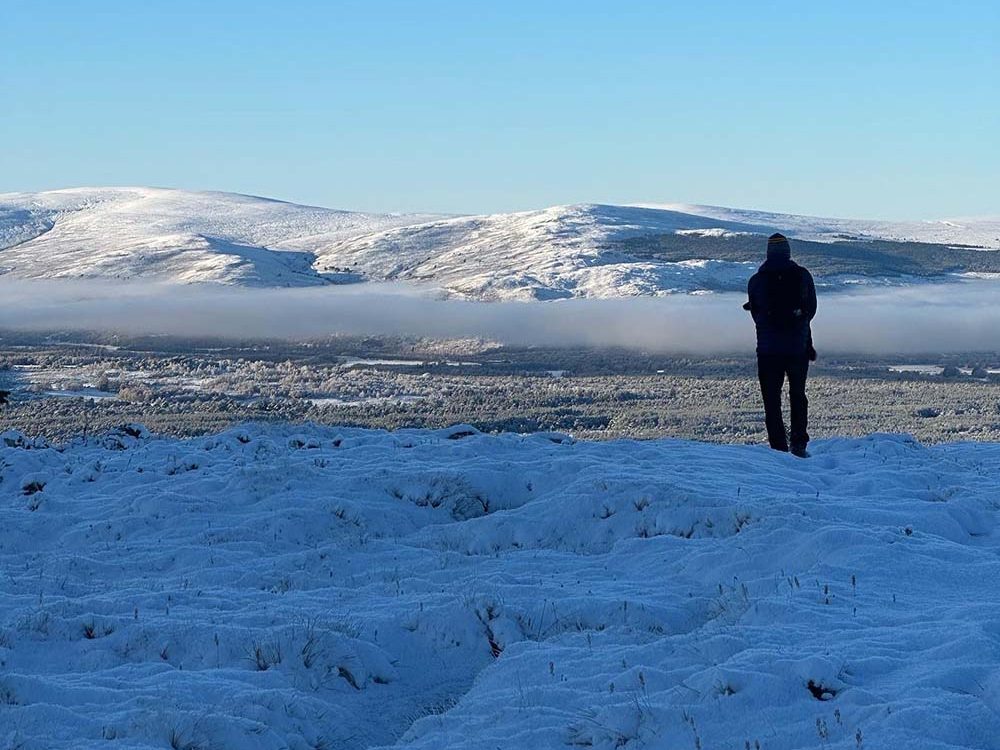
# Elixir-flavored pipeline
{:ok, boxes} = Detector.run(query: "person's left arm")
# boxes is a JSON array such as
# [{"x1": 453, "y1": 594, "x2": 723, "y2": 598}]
[{"x1": 744, "y1": 273, "x2": 761, "y2": 320}]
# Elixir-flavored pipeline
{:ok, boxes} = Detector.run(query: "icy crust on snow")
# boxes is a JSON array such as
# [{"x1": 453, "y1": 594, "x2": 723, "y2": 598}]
[{"x1": 1, "y1": 425, "x2": 1000, "y2": 749}]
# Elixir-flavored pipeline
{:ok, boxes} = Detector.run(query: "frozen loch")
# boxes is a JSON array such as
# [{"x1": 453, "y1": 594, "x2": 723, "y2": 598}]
[{"x1": 1, "y1": 423, "x2": 999, "y2": 749}]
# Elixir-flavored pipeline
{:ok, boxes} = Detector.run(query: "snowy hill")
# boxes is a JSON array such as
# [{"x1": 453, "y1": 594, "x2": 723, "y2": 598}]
[
  {"x1": 319, "y1": 204, "x2": 1000, "y2": 300},
  {"x1": 0, "y1": 187, "x2": 442, "y2": 287},
  {"x1": 1, "y1": 423, "x2": 999, "y2": 749},
  {"x1": 312, "y1": 203, "x2": 764, "y2": 299},
  {"x1": 1, "y1": 187, "x2": 998, "y2": 299}
]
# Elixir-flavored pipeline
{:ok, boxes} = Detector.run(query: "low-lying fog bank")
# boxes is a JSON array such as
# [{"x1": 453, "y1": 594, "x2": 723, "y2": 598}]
[{"x1": 1, "y1": 278, "x2": 998, "y2": 354}]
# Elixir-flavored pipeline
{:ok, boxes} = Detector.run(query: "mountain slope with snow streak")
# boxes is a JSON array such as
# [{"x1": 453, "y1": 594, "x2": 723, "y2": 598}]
[
  {"x1": 1, "y1": 423, "x2": 999, "y2": 749},
  {"x1": 637, "y1": 202, "x2": 1000, "y2": 248}
]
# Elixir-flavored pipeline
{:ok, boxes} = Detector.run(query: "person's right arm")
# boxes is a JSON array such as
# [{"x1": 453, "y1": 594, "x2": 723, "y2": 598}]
[{"x1": 801, "y1": 269, "x2": 817, "y2": 322}]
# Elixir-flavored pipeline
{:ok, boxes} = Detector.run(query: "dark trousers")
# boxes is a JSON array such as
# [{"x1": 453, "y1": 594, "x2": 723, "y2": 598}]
[{"x1": 757, "y1": 353, "x2": 809, "y2": 451}]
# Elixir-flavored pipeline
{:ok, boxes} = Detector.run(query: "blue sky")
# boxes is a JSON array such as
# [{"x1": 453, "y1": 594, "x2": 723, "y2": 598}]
[{"x1": 2, "y1": 1, "x2": 997, "y2": 218}]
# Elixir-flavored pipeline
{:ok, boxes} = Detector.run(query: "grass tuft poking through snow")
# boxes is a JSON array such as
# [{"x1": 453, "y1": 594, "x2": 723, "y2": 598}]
[{"x1": 0, "y1": 423, "x2": 999, "y2": 748}]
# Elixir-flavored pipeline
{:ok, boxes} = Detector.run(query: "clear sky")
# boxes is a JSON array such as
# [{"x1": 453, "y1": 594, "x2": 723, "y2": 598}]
[{"x1": 2, "y1": 1, "x2": 997, "y2": 218}]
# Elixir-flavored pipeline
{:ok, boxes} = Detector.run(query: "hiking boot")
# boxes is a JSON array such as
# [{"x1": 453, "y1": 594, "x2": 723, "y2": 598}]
[{"x1": 790, "y1": 446, "x2": 810, "y2": 458}]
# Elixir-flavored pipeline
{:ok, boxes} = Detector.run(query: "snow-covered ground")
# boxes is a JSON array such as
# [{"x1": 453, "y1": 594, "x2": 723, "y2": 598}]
[
  {"x1": 2, "y1": 423, "x2": 999, "y2": 749},
  {"x1": 2, "y1": 188, "x2": 997, "y2": 300}
]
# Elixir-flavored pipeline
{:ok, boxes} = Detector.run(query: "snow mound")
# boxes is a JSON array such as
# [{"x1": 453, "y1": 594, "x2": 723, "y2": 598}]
[{"x1": 1, "y1": 424, "x2": 998, "y2": 749}]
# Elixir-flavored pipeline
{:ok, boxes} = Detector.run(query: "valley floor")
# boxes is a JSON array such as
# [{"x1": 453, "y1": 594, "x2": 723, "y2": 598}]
[
  {"x1": 1, "y1": 423, "x2": 999, "y2": 749},
  {"x1": 3, "y1": 337, "x2": 1000, "y2": 444}
]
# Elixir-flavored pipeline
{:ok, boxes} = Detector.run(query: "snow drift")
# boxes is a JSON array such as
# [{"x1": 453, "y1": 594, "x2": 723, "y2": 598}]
[{"x1": 1, "y1": 423, "x2": 999, "y2": 749}]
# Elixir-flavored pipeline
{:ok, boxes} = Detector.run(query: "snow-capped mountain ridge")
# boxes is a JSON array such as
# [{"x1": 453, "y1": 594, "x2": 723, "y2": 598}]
[
  {"x1": 0, "y1": 187, "x2": 444, "y2": 288},
  {"x1": 1, "y1": 187, "x2": 997, "y2": 299}
]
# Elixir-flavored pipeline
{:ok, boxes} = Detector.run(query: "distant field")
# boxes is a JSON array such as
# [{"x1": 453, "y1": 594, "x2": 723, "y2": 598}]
[{"x1": 1, "y1": 333, "x2": 999, "y2": 444}]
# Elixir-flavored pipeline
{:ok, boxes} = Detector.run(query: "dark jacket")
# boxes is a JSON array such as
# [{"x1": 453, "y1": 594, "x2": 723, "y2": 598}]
[{"x1": 745, "y1": 257, "x2": 817, "y2": 356}]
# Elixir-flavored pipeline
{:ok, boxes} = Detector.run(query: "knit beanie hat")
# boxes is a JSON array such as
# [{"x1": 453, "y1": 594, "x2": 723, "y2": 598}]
[{"x1": 767, "y1": 233, "x2": 791, "y2": 259}]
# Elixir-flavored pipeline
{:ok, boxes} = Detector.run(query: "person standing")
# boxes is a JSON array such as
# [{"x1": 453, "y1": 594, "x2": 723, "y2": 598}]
[{"x1": 743, "y1": 233, "x2": 817, "y2": 457}]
